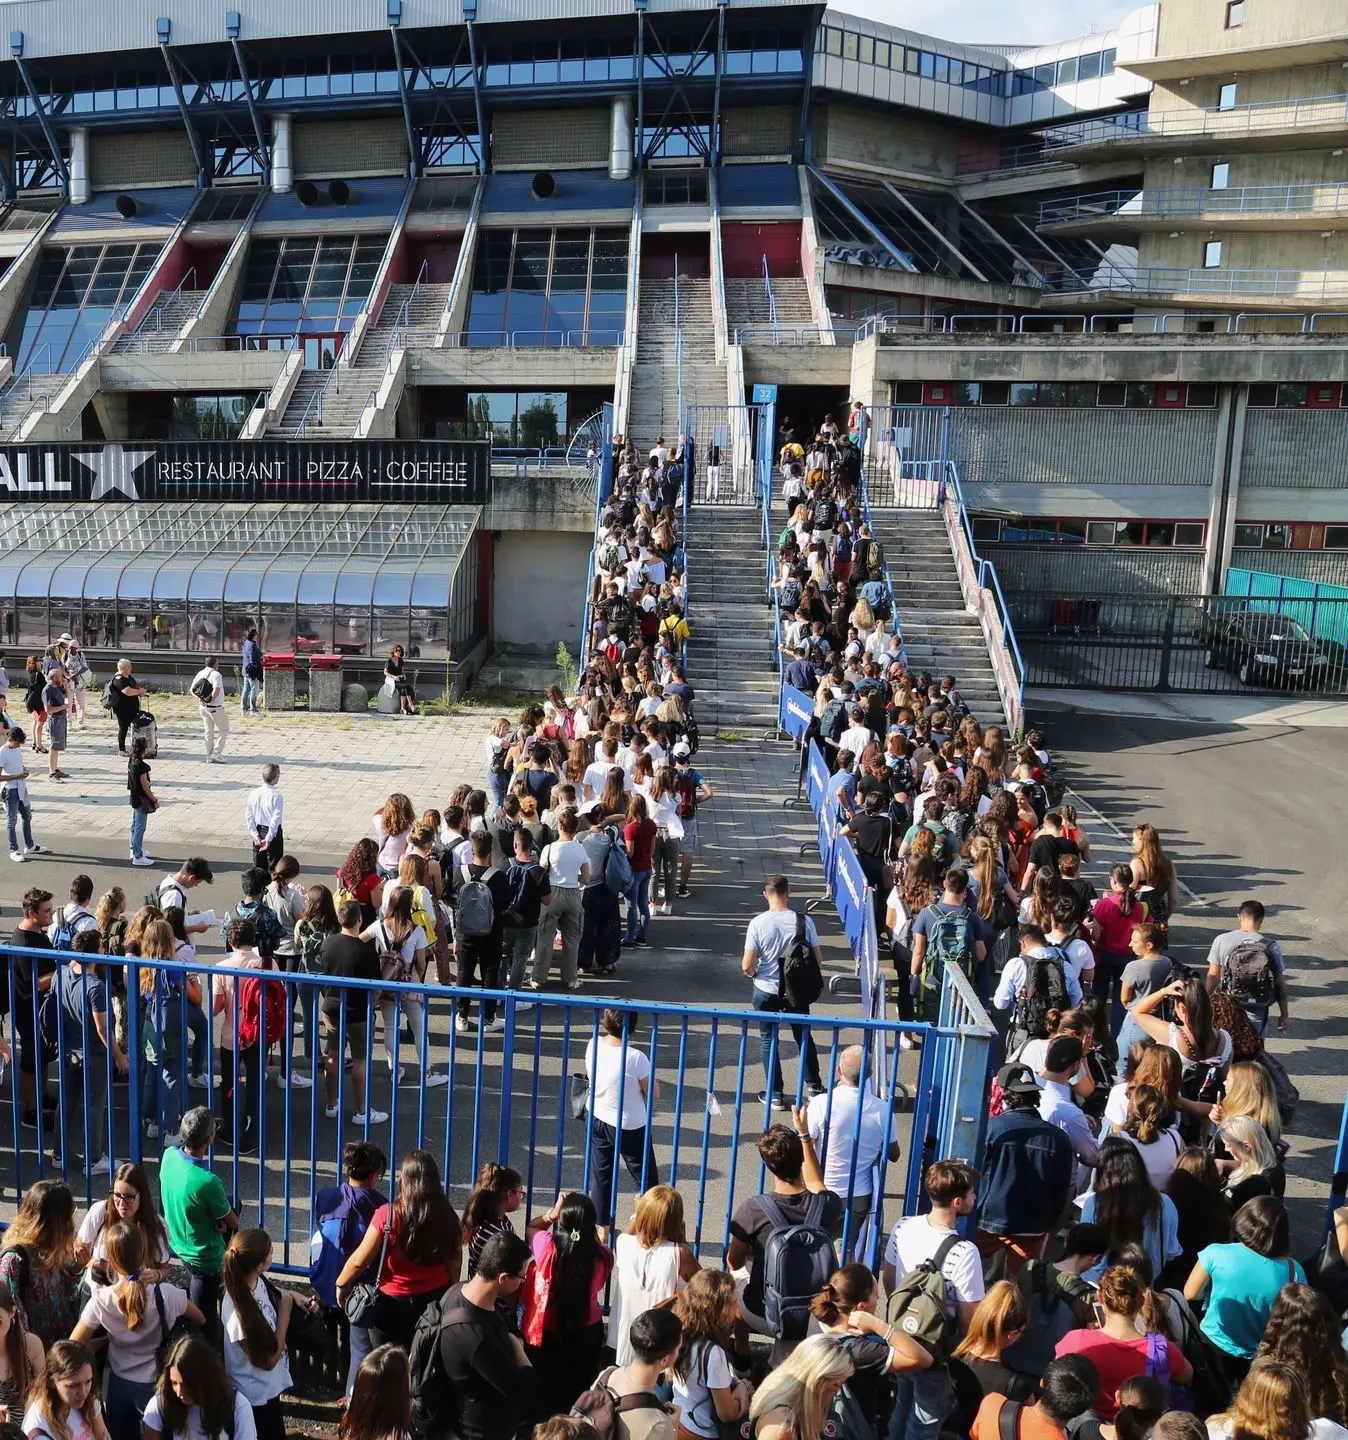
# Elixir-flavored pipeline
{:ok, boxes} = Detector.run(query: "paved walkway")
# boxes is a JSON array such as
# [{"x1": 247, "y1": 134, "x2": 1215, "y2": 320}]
[{"x1": 1030, "y1": 685, "x2": 1348, "y2": 729}]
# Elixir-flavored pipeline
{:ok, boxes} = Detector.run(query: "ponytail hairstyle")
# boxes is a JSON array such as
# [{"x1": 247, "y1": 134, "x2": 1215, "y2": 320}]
[
  {"x1": 1109, "y1": 862, "x2": 1138, "y2": 915},
  {"x1": 155, "y1": 1334, "x2": 235, "y2": 1440},
  {"x1": 221, "y1": 1229, "x2": 279, "y2": 1367},
  {"x1": 1106, "y1": 1245, "x2": 1169, "y2": 1338},
  {"x1": 808, "y1": 1263, "x2": 877, "y2": 1326},
  {"x1": 1124, "y1": 1084, "x2": 1175, "y2": 1147},
  {"x1": 462, "y1": 1162, "x2": 523, "y2": 1252},
  {"x1": 1132, "y1": 921, "x2": 1169, "y2": 955},
  {"x1": 1113, "y1": 1376, "x2": 1167, "y2": 1440},
  {"x1": 31, "y1": 1340, "x2": 103, "y2": 1440},
  {"x1": 953, "y1": 1279, "x2": 1030, "y2": 1362},
  {"x1": 0, "y1": 1282, "x2": 33, "y2": 1403},
  {"x1": 107, "y1": 1223, "x2": 150, "y2": 1331}
]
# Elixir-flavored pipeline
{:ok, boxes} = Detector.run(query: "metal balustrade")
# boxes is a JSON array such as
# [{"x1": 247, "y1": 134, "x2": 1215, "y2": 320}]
[{"x1": 1041, "y1": 184, "x2": 1348, "y2": 225}]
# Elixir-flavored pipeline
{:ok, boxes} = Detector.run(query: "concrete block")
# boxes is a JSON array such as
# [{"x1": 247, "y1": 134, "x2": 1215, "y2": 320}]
[
  {"x1": 341, "y1": 683, "x2": 369, "y2": 713},
  {"x1": 263, "y1": 670, "x2": 295, "y2": 712},
  {"x1": 310, "y1": 669, "x2": 343, "y2": 712},
  {"x1": 376, "y1": 684, "x2": 400, "y2": 715}
]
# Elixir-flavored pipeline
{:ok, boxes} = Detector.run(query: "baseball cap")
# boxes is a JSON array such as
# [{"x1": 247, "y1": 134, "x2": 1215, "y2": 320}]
[
  {"x1": 672, "y1": 741, "x2": 692, "y2": 758},
  {"x1": 1044, "y1": 1035, "x2": 1084, "y2": 1073},
  {"x1": 58, "y1": 632, "x2": 74, "y2": 644},
  {"x1": 995, "y1": 1063, "x2": 1040, "y2": 1098}
]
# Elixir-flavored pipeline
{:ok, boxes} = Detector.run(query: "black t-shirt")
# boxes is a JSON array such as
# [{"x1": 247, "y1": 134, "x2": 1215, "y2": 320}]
[
  {"x1": 8, "y1": 925, "x2": 53, "y2": 1016},
  {"x1": 728, "y1": 1189, "x2": 846, "y2": 1317},
  {"x1": 849, "y1": 811, "x2": 892, "y2": 859},
  {"x1": 452, "y1": 865, "x2": 513, "y2": 948},
  {"x1": 128, "y1": 758, "x2": 151, "y2": 810},
  {"x1": 320, "y1": 933, "x2": 380, "y2": 1019},
  {"x1": 437, "y1": 1285, "x2": 536, "y2": 1440},
  {"x1": 1060, "y1": 875, "x2": 1098, "y2": 915},
  {"x1": 1026, "y1": 833, "x2": 1078, "y2": 875},
  {"x1": 110, "y1": 674, "x2": 141, "y2": 715}
]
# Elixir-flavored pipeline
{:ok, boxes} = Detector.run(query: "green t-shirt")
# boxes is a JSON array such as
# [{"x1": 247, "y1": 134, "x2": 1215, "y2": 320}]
[{"x1": 160, "y1": 1144, "x2": 231, "y2": 1273}]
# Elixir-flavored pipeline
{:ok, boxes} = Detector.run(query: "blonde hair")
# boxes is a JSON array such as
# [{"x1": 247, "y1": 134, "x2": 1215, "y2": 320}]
[
  {"x1": 953, "y1": 1280, "x2": 1029, "y2": 1361},
  {"x1": 749, "y1": 1335, "x2": 853, "y2": 1440},
  {"x1": 1220, "y1": 1114, "x2": 1279, "y2": 1185},
  {"x1": 633, "y1": 1186, "x2": 685, "y2": 1249},
  {"x1": 1216, "y1": 1360, "x2": 1309, "y2": 1440},
  {"x1": 138, "y1": 917, "x2": 177, "y2": 993},
  {"x1": 107, "y1": 1224, "x2": 149, "y2": 1330},
  {"x1": 1223, "y1": 1060, "x2": 1283, "y2": 1145}
]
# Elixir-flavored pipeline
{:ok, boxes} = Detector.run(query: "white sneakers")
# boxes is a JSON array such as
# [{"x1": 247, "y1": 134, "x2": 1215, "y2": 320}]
[
  {"x1": 352, "y1": 1108, "x2": 389, "y2": 1125},
  {"x1": 9, "y1": 852, "x2": 22, "y2": 863},
  {"x1": 424, "y1": 1072, "x2": 449, "y2": 1089},
  {"x1": 131, "y1": 856, "x2": 156, "y2": 868},
  {"x1": 278, "y1": 1071, "x2": 313, "y2": 1090}
]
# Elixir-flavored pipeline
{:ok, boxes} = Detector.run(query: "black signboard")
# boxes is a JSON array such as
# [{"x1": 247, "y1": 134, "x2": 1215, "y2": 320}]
[{"x1": 0, "y1": 440, "x2": 490, "y2": 504}]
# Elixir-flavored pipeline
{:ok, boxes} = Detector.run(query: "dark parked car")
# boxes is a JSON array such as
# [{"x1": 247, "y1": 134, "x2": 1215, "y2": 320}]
[{"x1": 1200, "y1": 608, "x2": 1331, "y2": 688}]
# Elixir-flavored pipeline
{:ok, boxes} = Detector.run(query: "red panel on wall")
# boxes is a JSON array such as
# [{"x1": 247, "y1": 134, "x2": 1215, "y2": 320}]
[
  {"x1": 722, "y1": 222, "x2": 803, "y2": 278},
  {"x1": 923, "y1": 381, "x2": 953, "y2": 406},
  {"x1": 1155, "y1": 383, "x2": 1186, "y2": 407},
  {"x1": 1309, "y1": 383, "x2": 1341, "y2": 408}
]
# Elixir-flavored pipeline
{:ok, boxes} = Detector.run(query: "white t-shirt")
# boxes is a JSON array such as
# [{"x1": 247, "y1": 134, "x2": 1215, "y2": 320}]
[
  {"x1": 1104, "y1": 1082, "x2": 1131, "y2": 1128},
  {"x1": 76, "y1": 1203, "x2": 169, "y2": 1296},
  {"x1": 143, "y1": 1387, "x2": 257, "y2": 1440},
  {"x1": 584, "y1": 1038, "x2": 651, "y2": 1129},
  {"x1": 540, "y1": 838, "x2": 588, "y2": 888},
  {"x1": 1016, "y1": 1037, "x2": 1085, "y2": 1086},
  {"x1": 583, "y1": 759, "x2": 617, "y2": 798},
  {"x1": 837, "y1": 725, "x2": 872, "y2": 763},
  {"x1": 222, "y1": 1276, "x2": 292, "y2": 1405},
  {"x1": 81, "y1": 1282, "x2": 190, "y2": 1383},
  {"x1": 884, "y1": 1216, "x2": 985, "y2": 1315},
  {"x1": 672, "y1": 1339, "x2": 734, "y2": 1440},
  {"x1": 1113, "y1": 1123, "x2": 1183, "y2": 1190},
  {"x1": 193, "y1": 668, "x2": 224, "y2": 708},
  {"x1": 744, "y1": 909, "x2": 820, "y2": 995},
  {"x1": 0, "y1": 744, "x2": 27, "y2": 802},
  {"x1": 23, "y1": 1403, "x2": 100, "y2": 1440},
  {"x1": 805, "y1": 1086, "x2": 897, "y2": 1197}
]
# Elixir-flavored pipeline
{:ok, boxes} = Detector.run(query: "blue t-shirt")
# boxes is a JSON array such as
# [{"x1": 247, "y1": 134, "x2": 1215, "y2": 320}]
[
  {"x1": 1197, "y1": 1242, "x2": 1305, "y2": 1358},
  {"x1": 1079, "y1": 1192, "x2": 1182, "y2": 1285},
  {"x1": 826, "y1": 770, "x2": 856, "y2": 813}
]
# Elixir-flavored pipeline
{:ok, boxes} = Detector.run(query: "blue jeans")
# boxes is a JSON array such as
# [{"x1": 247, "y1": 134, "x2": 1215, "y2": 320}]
[
  {"x1": 130, "y1": 806, "x2": 148, "y2": 860},
  {"x1": 4, "y1": 789, "x2": 34, "y2": 852},
  {"x1": 241, "y1": 675, "x2": 262, "y2": 713},
  {"x1": 1095, "y1": 951, "x2": 1129, "y2": 1034},
  {"x1": 104, "y1": 1370, "x2": 155, "y2": 1440},
  {"x1": 143, "y1": 996, "x2": 207, "y2": 1130},
  {"x1": 625, "y1": 871, "x2": 651, "y2": 943},
  {"x1": 751, "y1": 989, "x2": 821, "y2": 1099},
  {"x1": 346, "y1": 1320, "x2": 373, "y2": 1399},
  {"x1": 486, "y1": 769, "x2": 509, "y2": 810},
  {"x1": 888, "y1": 1369, "x2": 955, "y2": 1440}
]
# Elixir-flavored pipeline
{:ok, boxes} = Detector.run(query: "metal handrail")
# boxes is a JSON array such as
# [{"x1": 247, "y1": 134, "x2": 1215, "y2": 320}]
[
  {"x1": 1041, "y1": 184, "x2": 1348, "y2": 225},
  {"x1": 1046, "y1": 264, "x2": 1348, "y2": 300},
  {"x1": 1043, "y1": 92, "x2": 1348, "y2": 149},
  {"x1": 674, "y1": 268, "x2": 684, "y2": 432},
  {"x1": 733, "y1": 325, "x2": 838, "y2": 345},
  {"x1": 761, "y1": 253, "x2": 780, "y2": 344}
]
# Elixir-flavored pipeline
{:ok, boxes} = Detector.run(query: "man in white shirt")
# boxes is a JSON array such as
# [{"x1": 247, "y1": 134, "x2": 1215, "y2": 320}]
[
  {"x1": 741, "y1": 875, "x2": 825, "y2": 1107},
  {"x1": 583, "y1": 739, "x2": 629, "y2": 801},
  {"x1": 1037, "y1": 1036, "x2": 1100, "y2": 1185},
  {"x1": 837, "y1": 707, "x2": 873, "y2": 765},
  {"x1": 192, "y1": 656, "x2": 228, "y2": 762},
  {"x1": 49, "y1": 873, "x2": 100, "y2": 946},
  {"x1": 531, "y1": 807, "x2": 590, "y2": 990},
  {"x1": 805, "y1": 1044, "x2": 900, "y2": 1241},
  {"x1": 1, "y1": 726, "x2": 46, "y2": 862},
  {"x1": 158, "y1": 856, "x2": 214, "y2": 935},
  {"x1": 993, "y1": 923, "x2": 1083, "y2": 1043},
  {"x1": 244, "y1": 763, "x2": 285, "y2": 870},
  {"x1": 881, "y1": 1159, "x2": 983, "y2": 1440},
  {"x1": 1046, "y1": 898, "x2": 1095, "y2": 993}
]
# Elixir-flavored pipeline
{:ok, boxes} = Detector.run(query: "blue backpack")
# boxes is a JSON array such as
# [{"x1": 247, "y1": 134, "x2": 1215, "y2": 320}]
[
  {"x1": 603, "y1": 828, "x2": 634, "y2": 896},
  {"x1": 309, "y1": 1184, "x2": 384, "y2": 1307}
]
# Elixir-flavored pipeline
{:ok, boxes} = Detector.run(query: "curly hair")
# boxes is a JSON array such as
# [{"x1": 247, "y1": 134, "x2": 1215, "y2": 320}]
[
  {"x1": 339, "y1": 838, "x2": 380, "y2": 891},
  {"x1": 1255, "y1": 1284, "x2": 1348, "y2": 1425}
]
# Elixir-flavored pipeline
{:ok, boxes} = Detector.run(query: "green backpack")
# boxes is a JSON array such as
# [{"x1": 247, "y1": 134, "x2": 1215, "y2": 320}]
[
  {"x1": 918, "y1": 906, "x2": 976, "y2": 1007},
  {"x1": 884, "y1": 1233, "x2": 962, "y2": 1363}
]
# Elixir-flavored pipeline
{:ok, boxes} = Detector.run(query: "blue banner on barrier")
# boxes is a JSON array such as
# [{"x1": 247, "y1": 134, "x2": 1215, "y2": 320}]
[
  {"x1": 779, "y1": 685, "x2": 814, "y2": 741},
  {"x1": 833, "y1": 836, "x2": 870, "y2": 958},
  {"x1": 806, "y1": 740, "x2": 829, "y2": 820}
]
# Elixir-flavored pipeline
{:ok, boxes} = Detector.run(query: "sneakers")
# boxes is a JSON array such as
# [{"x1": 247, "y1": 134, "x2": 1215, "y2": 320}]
[
  {"x1": 51, "y1": 769, "x2": 69, "y2": 781},
  {"x1": 145, "y1": 1122, "x2": 160, "y2": 1139},
  {"x1": 279, "y1": 1071, "x2": 313, "y2": 1090},
  {"x1": 207, "y1": 755, "x2": 223, "y2": 764},
  {"x1": 352, "y1": 1108, "x2": 389, "y2": 1125},
  {"x1": 424, "y1": 1072, "x2": 449, "y2": 1089},
  {"x1": 677, "y1": 885, "x2": 691, "y2": 898},
  {"x1": 25, "y1": 844, "x2": 47, "y2": 855},
  {"x1": 188, "y1": 1072, "x2": 208, "y2": 1089},
  {"x1": 899, "y1": 1033, "x2": 916, "y2": 1051},
  {"x1": 803, "y1": 1082, "x2": 826, "y2": 1100},
  {"x1": 325, "y1": 1103, "x2": 339, "y2": 1119},
  {"x1": 388, "y1": 1064, "x2": 408, "y2": 1083},
  {"x1": 86, "y1": 1156, "x2": 111, "y2": 1177},
  {"x1": 758, "y1": 1091, "x2": 787, "y2": 1111},
  {"x1": 659, "y1": 903, "x2": 672, "y2": 916},
  {"x1": 483, "y1": 1017, "x2": 506, "y2": 1034},
  {"x1": 131, "y1": 856, "x2": 156, "y2": 868},
  {"x1": 9, "y1": 851, "x2": 23, "y2": 863},
  {"x1": 454, "y1": 1015, "x2": 473, "y2": 1034}
]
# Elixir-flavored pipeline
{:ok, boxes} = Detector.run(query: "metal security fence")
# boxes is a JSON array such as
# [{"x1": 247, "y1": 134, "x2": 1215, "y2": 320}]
[
  {"x1": 1012, "y1": 591, "x2": 1348, "y2": 695},
  {"x1": 0, "y1": 948, "x2": 992, "y2": 1273},
  {"x1": 684, "y1": 401, "x2": 773, "y2": 507},
  {"x1": 860, "y1": 405, "x2": 945, "y2": 509}
]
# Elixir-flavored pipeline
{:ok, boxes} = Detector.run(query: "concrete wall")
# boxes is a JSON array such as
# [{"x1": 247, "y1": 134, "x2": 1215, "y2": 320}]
[
  {"x1": 1229, "y1": 547, "x2": 1348, "y2": 585},
  {"x1": 987, "y1": 543, "x2": 1207, "y2": 597},
  {"x1": 1137, "y1": 228, "x2": 1348, "y2": 280},
  {"x1": 814, "y1": 103, "x2": 958, "y2": 183},
  {"x1": 1240, "y1": 407, "x2": 1348, "y2": 490},
  {"x1": 487, "y1": 471, "x2": 595, "y2": 533},
  {"x1": 1156, "y1": 2, "x2": 1347, "y2": 58},
  {"x1": 491, "y1": 530, "x2": 591, "y2": 646}
]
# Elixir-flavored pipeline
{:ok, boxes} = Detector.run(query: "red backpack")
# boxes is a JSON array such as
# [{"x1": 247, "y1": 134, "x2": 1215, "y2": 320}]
[
  {"x1": 238, "y1": 968, "x2": 287, "y2": 1049},
  {"x1": 675, "y1": 773, "x2": 698, "y2": 820}
]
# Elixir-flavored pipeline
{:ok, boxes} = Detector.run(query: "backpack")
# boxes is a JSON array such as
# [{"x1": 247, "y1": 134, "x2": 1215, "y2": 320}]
[
  {"x1": 1011, "y1": 949, "x2": 1069, "y2": 1051},
  {"x1": 1218, "y1": 935, "x2": 1276, "y2": 1010},
  {"x1": 1254, "y1": 1049, "x2": 1300, "y2": 1127},
  {"x1": 918, "y1": 906, "x2": 976, "y2": 997},
  {"x1": 778, "y1": 577, "x2": 801, "y2": 611},
  {"x1": 295, "y1": 921, "x2": 327, "y2": 975},
  {"x1": 189, "y1": 675, "x2": 214, "y2": 703},
  {"x1": 825, "y1": 1340, "x2": 876, "y2": 1440},
  {"x1": 309, "y1": 1185, "x2": 380, "y2": 1307},
  {"x1": 675, "y1": 774, "x2": 698, "y2": 821},
  {"x1": 603, "y1": 829, "x2": 634, "y2": 896},
  {"x1": 759, "y1": 1192, "x2": 838, "y2": 1341},
  {"x1": 502, "y1": 861, "x2": 538, "y2": 928},
  {"x1": 598, "y1": 541, "x2": 622, "y2": 573},
  {"x1": 779, "y1": 911, "x2": 823, "y2": 1012},
  {"x1": 456, "y1": 866, "x2": 499, "y2": 938},
  {"x1": 237, "y1": 968, "x2": 287, "y2": 1049},
  {"x1": 410, "y1": 1293, "x2": 474, "y2": 1440},
  {"x1": 403, "y1": 884, "x2": 437, "y2": 944},
  {"x1": 570, "y1": 1367, "x2": 666, "y2": 1440},
  {"x1": 50, "y1": 906, "x2": 83, "y2": 951},
  {"x1": 884, "y1": 1232, "x2": 962, "y2": 1363},
  {"x1": 220, "y1": 900, "x2": 283, "y2": 961},
  {"x1": 1002, "y1": 1260, "x2": 1095, "y2": 1375},
  {"x1": 100, "y1": 681, "x2": 116, "y2": 711}
]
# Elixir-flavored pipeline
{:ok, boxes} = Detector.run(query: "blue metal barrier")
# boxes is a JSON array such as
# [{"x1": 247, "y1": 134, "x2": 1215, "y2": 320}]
[{"x1": 0, "y1": 946, "x2": 991, "y2": 1274}]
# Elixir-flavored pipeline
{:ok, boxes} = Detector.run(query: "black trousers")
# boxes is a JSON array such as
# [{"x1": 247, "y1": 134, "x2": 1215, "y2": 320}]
[
  {"x1": 457, "y1": 938, "x2": 502, "y2": 1022},
  {"x1": 587, "y1": 1117, "x2": 659, "y2": 1226},
  {"x1": 252, "y1": 828, "x2": 285, "y2": 872}
]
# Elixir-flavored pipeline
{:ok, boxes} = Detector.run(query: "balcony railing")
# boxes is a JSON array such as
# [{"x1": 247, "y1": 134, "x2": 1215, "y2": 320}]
[
  {"x1": 1045, "y1": 264, "x2": 1348, "y2": 301},
  {"x1": 1040, "y1": 183, "x2": 1348, "y2": 225},
  {"x1": 1040, "y1": 92, "x2": 1348, "y2": 151}
]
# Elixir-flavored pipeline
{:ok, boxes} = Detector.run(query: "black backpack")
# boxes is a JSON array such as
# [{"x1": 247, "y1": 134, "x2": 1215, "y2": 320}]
[
  {"x1": 759, "y1": 1192, "x2": 838, "y2": 1340},
  {"x1": 1011, "y1": 950, "x2": 1069, "y2": 1053},
  {"x1": 409, "y1": 1293, "x2": 475, "y2": 1440},
  {"x1": 780, "y1": 911, "x2": 823, "y2": 1012},
  {"x1": 1218, "y1": 935, "x2": 1277, "y2": 1010},
  {"x1": 571, "y1": 1367, "x2": 666, "y2": 1440}
]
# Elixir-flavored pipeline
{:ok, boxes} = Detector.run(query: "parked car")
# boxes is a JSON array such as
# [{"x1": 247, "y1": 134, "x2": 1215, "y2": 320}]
[{"x1": 1199, "y1": 607, "x2": 1331, "y2": 687}]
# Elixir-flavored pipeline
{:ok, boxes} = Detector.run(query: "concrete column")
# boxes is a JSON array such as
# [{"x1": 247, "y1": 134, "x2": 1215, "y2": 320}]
[
  {"x1": 69, "y1": 128, "x2": 89, "y2": 205},
  {"x1": 609, "y1": 95, "x2": 634, "y2": 181},
  {"x1": 1203, "y1": 384, "x2": 1247, "y2": 595},
  {"x1": 271, "y1": 113, "x2": 293, "y2": 194}
]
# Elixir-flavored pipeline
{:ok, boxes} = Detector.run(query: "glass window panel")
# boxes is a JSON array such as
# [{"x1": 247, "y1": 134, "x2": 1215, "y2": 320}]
[
  {"x1": 372, "y1": 607, "x2": 411, "y2": 655},
  {"x1": 1067, "y1": 383, "x2": 1097, "y2": 406},
  {"x1": 1009, "y1": 383, "x2": 1038, "y2": 406},
  {"x1": 1086, "y1": 521, "x2": 1116, "y2": 545},
  {"x1": 1077, "y1": 52, "x2": 1101, "y2": 81}
]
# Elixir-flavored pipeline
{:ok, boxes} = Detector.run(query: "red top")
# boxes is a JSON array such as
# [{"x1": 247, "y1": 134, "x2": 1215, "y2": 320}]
[
  {"x1": 1054, "y1": 1329, "x2": 1184, "y2": 1421},
  {"x1": 624, "y1": 818, "x2": 658, "y2": 873},
  {"x1": 1092, "y1": 893, "x2": 1150, "y2": 956},
  {"x1": 338, "y1": 871, "x2": 382, "y2": 907},
  {"x1": 370, "y1": 1203, "x2": 455, "y2": 1298}
]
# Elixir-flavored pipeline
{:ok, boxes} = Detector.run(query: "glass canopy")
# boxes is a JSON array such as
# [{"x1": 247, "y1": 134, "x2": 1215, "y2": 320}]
[{"x1": 0, "y1": 502, "x2": 482, "y2": 662}]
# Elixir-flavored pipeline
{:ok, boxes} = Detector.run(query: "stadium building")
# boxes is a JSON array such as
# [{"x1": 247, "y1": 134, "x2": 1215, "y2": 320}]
[{"x1": 0, "y1": 0, "x2": 1346, "y2": 693}]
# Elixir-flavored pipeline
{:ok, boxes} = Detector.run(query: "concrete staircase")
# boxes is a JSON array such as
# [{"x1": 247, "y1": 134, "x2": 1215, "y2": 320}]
[
  {"x1": 0, "y1": 373, "x2": 63, "y2": 440},
  {"x1": 683, "y1": 505, "x2": 779, "y2": 732},
  {"x1": 628, "y1": 278, "x2": 727, "y2": 444},
  {"x1": 724, "y1": 276, "x2": 818, "y2": 337},
  {"x1": 111, "y1": 291, "x2": 203, "y2": 353},
  {"x1": 868, "y1": 507, "x2": 1009, "y2": 726}
]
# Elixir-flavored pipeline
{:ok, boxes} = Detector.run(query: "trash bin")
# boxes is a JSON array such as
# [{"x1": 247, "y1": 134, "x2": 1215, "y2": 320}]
[
  {"x1": 308, "y1": 653, "x2": 343, "y2": 712},
  {"x1": 262, "y1": 651, "x2": 296, "y2": 711}
]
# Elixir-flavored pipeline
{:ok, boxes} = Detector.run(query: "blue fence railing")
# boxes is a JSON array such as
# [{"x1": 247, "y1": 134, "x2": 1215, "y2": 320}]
[{"x1": 0, "y1": 947, "x2": 990, "y2": 1273}]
